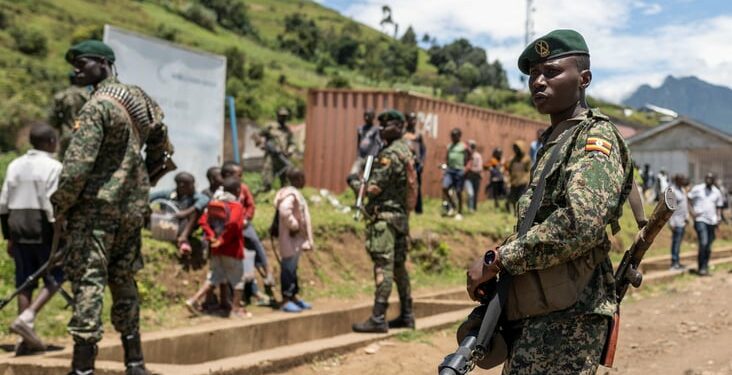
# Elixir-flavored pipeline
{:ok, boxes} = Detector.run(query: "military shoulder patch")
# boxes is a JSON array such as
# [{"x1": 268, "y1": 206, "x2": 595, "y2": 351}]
[
  {"x1": 585, "y1": 137, "x2": 612, "y2": 156},
  {"x1": 73, "y1": 119, "x2": 81, "y2": 131},
  {"x1": 380, "y1": 156, "x2": 392, "y2": 167}
]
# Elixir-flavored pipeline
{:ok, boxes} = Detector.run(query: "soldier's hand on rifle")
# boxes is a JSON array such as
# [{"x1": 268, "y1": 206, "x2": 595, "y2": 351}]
[
  {"x1": 466, "y1": 248, "x2": 502, "y2": 301},
  {"x1": 366, "y1": 185, "x2": 381, "y2": 196}
]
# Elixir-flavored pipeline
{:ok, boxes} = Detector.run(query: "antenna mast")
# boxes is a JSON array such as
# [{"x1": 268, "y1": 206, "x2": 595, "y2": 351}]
[{"x1": 521, "y1": 0, "x2": 536, "y2": 86}]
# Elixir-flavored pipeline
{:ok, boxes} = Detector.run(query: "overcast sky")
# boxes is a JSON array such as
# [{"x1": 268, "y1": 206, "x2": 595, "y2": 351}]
[{"x1": 319, "y1": 0, "x2": 732, "y2": 103}]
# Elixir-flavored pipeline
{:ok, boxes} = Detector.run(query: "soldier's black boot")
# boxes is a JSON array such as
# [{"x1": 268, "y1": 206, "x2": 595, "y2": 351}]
[
  {"x1": 122, "y1": 332, "x2": 151, "y2": 375},
  {"x1": 352, "y1": 302, "x2": 388, "y2": 333},
  {"x1": 387, "y1": 297, "x2": 415, "y2": 329},
  {"x1": 68, "y1": 341, "x2": 97, "y2": 375}
]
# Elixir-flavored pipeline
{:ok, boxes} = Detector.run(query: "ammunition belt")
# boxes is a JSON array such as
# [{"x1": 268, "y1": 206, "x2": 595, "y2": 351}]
[{"x1": 94, "y1": 85, "x2": 154, "y2": 134}]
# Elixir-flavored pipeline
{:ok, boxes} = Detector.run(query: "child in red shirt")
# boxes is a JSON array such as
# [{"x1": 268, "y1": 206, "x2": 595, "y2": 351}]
[{"x1": 186, "y1": 177, "x2": 250, "y2": 318}]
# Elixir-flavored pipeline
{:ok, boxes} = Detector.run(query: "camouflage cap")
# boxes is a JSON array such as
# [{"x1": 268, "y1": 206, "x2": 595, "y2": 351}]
[
  {"x1": 517, "y1": 29, "x2": 589, "y2": 74},
  {"x1": 65, "y1": 40, "x2": 116, "y2": 64},
  {"x1": 277, "y1": 107, "x2": 290, "y2": 116},
  {"x1": 377, "y1": 109, "x2": 405, "y2": 123}
]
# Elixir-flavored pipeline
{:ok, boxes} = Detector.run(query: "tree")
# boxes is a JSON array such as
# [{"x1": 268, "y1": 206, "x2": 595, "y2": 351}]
[
  {"x1": 380, "y1": 5, "x2": 399, "y2": 38},
  {"x1": 457, "y1": 63, "x2": 480, "y2": 89},
  {"x1": 401, "y1": 25, "x2": 417, "y2": 45},
  {"x1": 224, "y1": 47, "x2": 246, "y2": 80},
  {"x1": 200, "y1": 0, "x2": 257, "y2": 37},
  {"x1": 330, "y1": 33, "x2": 361, "y2": 67},
  {"x1": 278, "y1": 13, "x2": 321, "y2": 60},
  {"x1": 428, "y1": 37, "x2": 510, "y2": 92}
]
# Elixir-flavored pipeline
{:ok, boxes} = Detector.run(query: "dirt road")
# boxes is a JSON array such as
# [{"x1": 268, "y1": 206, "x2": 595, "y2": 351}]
[{"x1": 276, "y1": 269, "x2": 732, "y2": 375}]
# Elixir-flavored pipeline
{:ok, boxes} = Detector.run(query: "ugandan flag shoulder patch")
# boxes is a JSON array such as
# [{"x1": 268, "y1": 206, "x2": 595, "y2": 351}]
[{"x1": 585, "y1": 137, "x2": 612, "y2": 156}]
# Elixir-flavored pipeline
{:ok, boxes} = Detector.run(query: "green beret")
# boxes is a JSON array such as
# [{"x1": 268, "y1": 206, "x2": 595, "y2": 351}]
[
  {"x1": 517, "y1": 29, "x2": 589, "y2": 74},
  {"x1": 65, "y1": 40, "x2": 116, "y2": 64},
  {"x1": 377, "y1": 109, "x2": 405, "y2": 123}
]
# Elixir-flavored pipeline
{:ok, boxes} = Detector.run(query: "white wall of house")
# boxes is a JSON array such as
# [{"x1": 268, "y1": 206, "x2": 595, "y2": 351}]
[{"x1": 629, "y1": 121, "x2": 732, "y2": 188}]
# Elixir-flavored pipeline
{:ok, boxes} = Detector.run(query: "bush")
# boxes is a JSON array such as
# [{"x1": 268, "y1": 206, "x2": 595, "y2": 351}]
[
  {"x1": 201, "y1": 0, "x2": 257, "y2": 37},
  {"x1": 71, "y1": 24, "x2": 104, "y2": 44},
  {"x1": 410, "y1": 236, "x2": 450, "y2": 273},
  {"x1": 224, "y1": 47, "x2": 246, "y2": 80},
  {"x1": 278, "y1": 13, "x2": 321, "y2": 60},
  {"x1": 247, "y1": 62, "x2": 264, "y2": 81},
  {"x1": 10, "y1": 26, "x2": 48, "y2": 56},
  {"x1": 0, "y1": 151, "x2": 19, "y2": 186},
  {"x1": 0, "y1": 9, "x2": 8, "y2": 30},
  {"x1": 155, "y1": 23, "x2": 178, "y2": 42},
  {"x1": 326, "y1": 74, "x2": 350, "y2": 88},
  {"x1": 182, "y1": 3, "x2": 217, "y2": 31}
]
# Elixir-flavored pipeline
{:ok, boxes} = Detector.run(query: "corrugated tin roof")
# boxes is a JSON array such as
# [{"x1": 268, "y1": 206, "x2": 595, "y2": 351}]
[{"x1": 627, "y1": 117, "x2": 732, "y2": 145}]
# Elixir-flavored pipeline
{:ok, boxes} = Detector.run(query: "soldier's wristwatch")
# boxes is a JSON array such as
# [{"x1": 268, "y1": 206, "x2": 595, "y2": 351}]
[{"x1": 483, "y1": 249, "x2": 502, "y2": 273}]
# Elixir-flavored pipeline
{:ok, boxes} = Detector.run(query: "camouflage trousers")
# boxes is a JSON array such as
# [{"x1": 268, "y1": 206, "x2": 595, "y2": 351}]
[
  {"x1": 63, "y1": 210, "x2": 144, "y2": 344},
  {"x1": 502, "y1": 313, "x2": 608, "y2": 375},
  {"x1": 262, "y1": 155, "x2": 289, "y2": 191},
  {"x1": 365, "y1": 220, "x2": 411, "y2": 304}
]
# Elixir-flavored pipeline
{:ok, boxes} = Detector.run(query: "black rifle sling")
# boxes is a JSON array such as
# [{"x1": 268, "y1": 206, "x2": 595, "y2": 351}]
[
  {"x1": 474, "y1": 126, "x2": 576, "y2": 353},
  {"x1": 518, "y1": 127, "x2": 576, "y2": 236}
]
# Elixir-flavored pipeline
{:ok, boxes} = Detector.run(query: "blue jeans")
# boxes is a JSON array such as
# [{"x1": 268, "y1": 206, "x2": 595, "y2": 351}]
[
  {"x1": 694, "y1": 221, "x2": 716, "y2": 271},
  {"x1": 243, "y1": 224, "x2": 267, "y2": 269},
  {"x1": 281, "y1": 253, "x2": 300, "y2": 299},
  {"x1": 442, "y1": 168, "x2": 465, "y2": 192},
  {"x1": 670, "y1": 226, "x2": 685, "y2": 265}
]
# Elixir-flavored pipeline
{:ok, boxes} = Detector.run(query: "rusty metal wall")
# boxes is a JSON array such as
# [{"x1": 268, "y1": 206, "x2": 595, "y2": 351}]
[{"x1": 304, "y1": 89, "x2": 548, "y2": 197}]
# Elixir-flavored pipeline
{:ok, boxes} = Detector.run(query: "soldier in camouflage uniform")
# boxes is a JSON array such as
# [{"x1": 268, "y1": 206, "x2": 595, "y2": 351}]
[
  {"x1": 50, "y1": 40, "x2": 174, "y2": 375},
  {"x1": 49, "y1": 73, "x2": 89, "y2": 160},
  {"x1": 352, "y1": 109, "x2": 414, "y2": 334},
  {"x1": 257, "y1": 107, "x2": 296, "y2": 192},
  {"x1": 467, "y1": 30, "x2": 633, "y2": 374}
]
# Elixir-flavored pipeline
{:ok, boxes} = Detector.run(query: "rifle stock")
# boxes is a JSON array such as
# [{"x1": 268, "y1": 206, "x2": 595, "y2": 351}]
[{"x1": 615, "y1": 187, "x2": 677, "y2": 302}]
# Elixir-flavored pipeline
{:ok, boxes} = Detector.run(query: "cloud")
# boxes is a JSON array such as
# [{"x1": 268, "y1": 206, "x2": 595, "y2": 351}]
[
  {"x1": 336, "y1": 1, "x2": 732, "y2": 103},
  {"x1": 633, "y1": 1, "x2": 663, "y2": 15}
]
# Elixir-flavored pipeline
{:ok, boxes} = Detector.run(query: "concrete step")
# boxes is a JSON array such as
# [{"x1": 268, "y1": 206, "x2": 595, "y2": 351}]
[
  {"x1": 639, "y1": 246, "x2": 732, "y2": 273},
  {"x1": 5, "y1": 253, "x2": 732, "y2": 375},
  {"x1": 2, "y1": 292, "x2": 474, "y2": 375}
]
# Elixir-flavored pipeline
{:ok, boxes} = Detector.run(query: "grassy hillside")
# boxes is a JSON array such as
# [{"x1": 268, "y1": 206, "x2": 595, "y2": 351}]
[{"x1": 0, "y1": 0, "x2": 660, "y2": 152}]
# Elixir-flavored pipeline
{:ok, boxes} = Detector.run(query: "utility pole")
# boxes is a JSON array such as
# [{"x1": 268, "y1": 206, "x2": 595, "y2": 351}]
[{"x1": 521, "y1": 0, "x2": 536, "y2": 86}]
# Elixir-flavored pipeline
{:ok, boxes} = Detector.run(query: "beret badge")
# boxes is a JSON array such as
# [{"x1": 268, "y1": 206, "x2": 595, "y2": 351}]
[{"x1": 534, "y1": 40, "x2": 550, "y2": 58}]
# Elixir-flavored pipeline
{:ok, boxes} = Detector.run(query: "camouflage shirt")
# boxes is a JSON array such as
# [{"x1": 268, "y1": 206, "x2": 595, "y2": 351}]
[
  {"x1": 365, "y1": 139, "x2": 411, "y2": 223},
  {"x1": 499, "y1": 109, "x2": 633, "y2": 317},
  {"x1": 49, "y1": 85, "x2": 90, "y2": 157},
  {"x1": 261, "y1": 122, "x2": 295, "y2": 157},
  {"x1": 51, "y1": 77, "x2": 173, "y2": 220}
]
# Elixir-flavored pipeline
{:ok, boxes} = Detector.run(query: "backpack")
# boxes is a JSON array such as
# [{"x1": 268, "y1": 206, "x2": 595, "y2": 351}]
[
  {"x1": 206, "y1": 200, "x2": 231, "y2": 237},
  {"x1": 269, "y1": 210, "x2": 280, "y2": 238}
]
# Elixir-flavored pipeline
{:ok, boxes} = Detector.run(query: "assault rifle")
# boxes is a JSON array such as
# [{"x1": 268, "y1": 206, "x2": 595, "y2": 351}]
[
  {"x1": 354, "y1": 155, "x2": 375, "y2": 221},
  {"x1": 438, "y1": 188, "x2": 676, "y2": 374},
  {"x1": 0, "y1": 221, "x2": 74, "y2": 311},
  {"x1": 601, "y1": 187, "x2": 677, "y2": 366}
]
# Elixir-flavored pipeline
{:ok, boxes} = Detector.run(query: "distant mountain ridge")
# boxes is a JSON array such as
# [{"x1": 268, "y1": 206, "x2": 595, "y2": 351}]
[{"x1": 623, "y1": 76, "x2": 732, "y2": 135}]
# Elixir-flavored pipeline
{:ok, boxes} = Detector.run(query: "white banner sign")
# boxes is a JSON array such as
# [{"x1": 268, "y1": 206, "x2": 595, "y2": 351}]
[{"x1": 104, "y1": 25, "x2": 227, "y2": 191}]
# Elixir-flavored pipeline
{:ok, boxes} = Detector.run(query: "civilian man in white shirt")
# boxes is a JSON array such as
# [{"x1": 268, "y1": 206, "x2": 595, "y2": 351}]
[
  {"x1": 687, "y1": 173, "x2": 725, "y2": 276},
  {"x1": 0, "y1": 123, "x2": 63, "y2": 353},
  {"x1": 668, "y1": 175, "x2": 689, "y2": 270}
]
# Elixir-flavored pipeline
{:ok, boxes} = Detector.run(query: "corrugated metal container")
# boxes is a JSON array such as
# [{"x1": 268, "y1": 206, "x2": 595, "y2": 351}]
[{"x1": 304, "y1": 89, "x2": 548, "y2": 197}]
